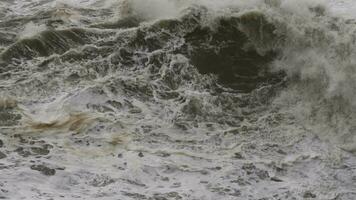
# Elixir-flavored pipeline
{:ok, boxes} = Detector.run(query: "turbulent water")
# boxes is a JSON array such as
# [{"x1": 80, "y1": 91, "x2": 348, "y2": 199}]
[{"x1": 0, "y1": 0, "x2": 356, "y2": 199}]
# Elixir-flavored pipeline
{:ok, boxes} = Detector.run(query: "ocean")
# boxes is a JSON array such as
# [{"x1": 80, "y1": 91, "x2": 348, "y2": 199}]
[{"x1": 0, "y1": 0, "x2": 355, "y2": 199}]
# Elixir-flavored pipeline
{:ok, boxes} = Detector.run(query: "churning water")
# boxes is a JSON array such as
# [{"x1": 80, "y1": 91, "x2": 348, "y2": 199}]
[{"x1": 0, "y1": 0, "x2": 356, "y2": 199}]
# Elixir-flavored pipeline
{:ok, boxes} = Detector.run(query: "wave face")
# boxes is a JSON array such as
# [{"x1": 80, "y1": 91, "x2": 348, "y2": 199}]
[{"x1": 0, "y1": 0, "x2": 356, "y2": 199}]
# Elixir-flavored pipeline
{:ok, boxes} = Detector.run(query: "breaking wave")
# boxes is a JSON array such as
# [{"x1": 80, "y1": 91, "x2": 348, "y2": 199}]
[
  {"x1": 3, "y1": 0, "x2": 354, "y2": 140},
  {"x1": 1, "y1": 0, "x2": 356, "y2": 198}
]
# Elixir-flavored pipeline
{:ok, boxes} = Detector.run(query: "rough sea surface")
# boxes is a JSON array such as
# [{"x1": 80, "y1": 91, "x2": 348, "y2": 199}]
[{"x1": 0, "y1": 0, "x2": 356, "y2": 199}]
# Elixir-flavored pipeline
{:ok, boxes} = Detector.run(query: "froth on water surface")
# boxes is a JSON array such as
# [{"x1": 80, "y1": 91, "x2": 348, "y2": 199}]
[
  {"x1": 26, "y1": 112, "x2": 92, "y2": 132},
  {"x1": 0, "y1": 0, "x2": 356, "y2": 199}
]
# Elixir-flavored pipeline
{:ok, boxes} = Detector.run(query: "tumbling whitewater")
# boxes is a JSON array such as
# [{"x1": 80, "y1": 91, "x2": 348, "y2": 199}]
[{"x1": 0, "y1": 0, "x2": 355, "y2": 199}]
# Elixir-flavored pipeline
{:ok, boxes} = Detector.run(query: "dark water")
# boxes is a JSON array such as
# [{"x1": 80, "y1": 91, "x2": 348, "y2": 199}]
[{"x1": 0, "y1": 0, "x2": 355, "y2": 199}]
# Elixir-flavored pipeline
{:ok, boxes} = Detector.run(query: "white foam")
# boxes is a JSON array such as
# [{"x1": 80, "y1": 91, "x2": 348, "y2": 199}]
[
  {"x1": 129, "y1": 0, "x2": 180, "y2": 20},
  {"x1": 327, "y1": 0, "x2": 356, "y2": 18},
  {"x1": 18, "y1": 22, "x2": 47, "y2": 39},
  {"x1": 2, "y1": 1, "x2": 356, "y2": 199}
]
